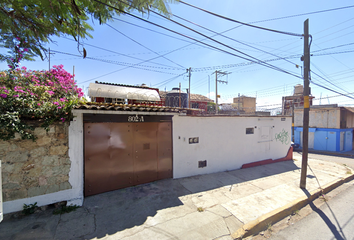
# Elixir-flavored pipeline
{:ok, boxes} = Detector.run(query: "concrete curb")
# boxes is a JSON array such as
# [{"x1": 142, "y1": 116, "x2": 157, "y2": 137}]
[{"x1": 231, "y1": 173, "x2": 354, "y2": 240}]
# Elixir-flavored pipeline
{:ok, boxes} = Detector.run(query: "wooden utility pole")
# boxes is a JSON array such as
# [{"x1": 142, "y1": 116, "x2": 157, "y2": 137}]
[
  {"x1": 292, "y1": 100, "x2": 295, "y2": 142},
  {"x1": 214, "y1": 70, "x2": 229, "y2": 114},
  {"x1": 215, "y1": 71, "x2": 218, "y2": 114},
  {"x1": 188, "y1": 67, "x2": 191, "y2": 108},
  {"x1": 300, "y1": 19, "x2": 310, "y2": 189}
]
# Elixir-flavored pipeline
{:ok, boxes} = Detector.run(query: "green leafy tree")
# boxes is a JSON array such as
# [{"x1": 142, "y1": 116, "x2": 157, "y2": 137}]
[{"x1": 0, "y1": 0, "x2": 176, "y2": 67}]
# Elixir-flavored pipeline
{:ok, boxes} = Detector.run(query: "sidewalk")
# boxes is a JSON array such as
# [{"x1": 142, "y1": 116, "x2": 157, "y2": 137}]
[{"x1": 1, "y1": 156, "x2": 353, "y2": 240}]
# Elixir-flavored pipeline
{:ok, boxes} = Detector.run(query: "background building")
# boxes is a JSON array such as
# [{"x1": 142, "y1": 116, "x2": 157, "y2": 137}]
[
  {"x1": 88, "y1": 82, "x2": 162, "y2": 105},
  {"x1": 233, "y1": 96, "x2": 256, "y2": 114},
  {"x1": 294, "y1": 104, "x2": 354, "y2": 152},
  {"x1": 282, "y1": 84, "x2": 315, "y2": 116}
]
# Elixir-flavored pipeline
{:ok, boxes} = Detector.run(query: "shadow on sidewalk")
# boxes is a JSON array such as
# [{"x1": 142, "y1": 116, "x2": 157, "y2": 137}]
[
  {"x1": 82, "y1": 160, "x2": 300, "y2": 239},
  {"x1": 0, "y1": 160, "x2": 300, "y2": 240}
]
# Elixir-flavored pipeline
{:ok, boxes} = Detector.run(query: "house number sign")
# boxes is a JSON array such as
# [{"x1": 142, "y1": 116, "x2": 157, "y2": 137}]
[{"x1": 128, "y1": 115, "x2": 144, "y2": 122}]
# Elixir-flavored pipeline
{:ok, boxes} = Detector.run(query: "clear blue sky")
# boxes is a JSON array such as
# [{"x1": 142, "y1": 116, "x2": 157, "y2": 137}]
[{"x1": 1, "y1": 0, "x2": 354, "y2": 113}]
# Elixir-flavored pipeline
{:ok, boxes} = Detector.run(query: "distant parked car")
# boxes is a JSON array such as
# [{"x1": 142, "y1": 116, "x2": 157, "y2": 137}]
[{"x1": 291, "y1": 142, "x2": 300, "y2": 148}]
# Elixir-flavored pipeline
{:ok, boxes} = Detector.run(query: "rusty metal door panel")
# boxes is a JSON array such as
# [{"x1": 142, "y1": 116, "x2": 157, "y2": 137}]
[
  {"x1": 106, "y1": 123, "x2": 134, "y2": 190},
  {"x1": 133, "y1": 123, "x2": 158, "y2": 185},
  {"x1": 84, "y1": 123, "x2": 110, "y2": 196},
  {"x1": 84, "y1": 123, "x2": 134, "y2": 196},
  {"x1": 157, "y1": 122, "x2": 173, "y2": 180}
]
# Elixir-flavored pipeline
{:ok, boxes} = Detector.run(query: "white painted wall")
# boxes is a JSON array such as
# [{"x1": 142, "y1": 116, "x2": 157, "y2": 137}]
[{"x1": 172, "y1": 116, "x2": 292, "y2": 179}]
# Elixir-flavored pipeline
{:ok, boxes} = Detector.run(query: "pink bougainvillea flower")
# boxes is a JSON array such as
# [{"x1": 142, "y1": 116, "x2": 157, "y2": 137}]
[
  {"x1": 53, "y1": 102, "x2": 59, "y2": 105},
  {"x1": 0, "y1": 94, "x2": 7, "y2": 98},
  {"x1": 13, "y1": 94, "x2": 19, "y2": 97}
]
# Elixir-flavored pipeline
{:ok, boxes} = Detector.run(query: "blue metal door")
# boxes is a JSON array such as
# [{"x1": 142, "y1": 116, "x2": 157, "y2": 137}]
[
  {"x1": 327, "y1": 131, "x2": 337, "y2": 151},
  {"x1": 345, "y1": 130, "x2": 353, "y2": 151},
  {"x1": 314, "y1": 131, "x2": 327, "y2": 151}
]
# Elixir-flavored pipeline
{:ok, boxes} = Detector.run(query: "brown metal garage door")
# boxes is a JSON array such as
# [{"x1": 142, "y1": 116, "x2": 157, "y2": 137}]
[{"x1": 84, "y1": 115, "x2": 172, "y2": 196}]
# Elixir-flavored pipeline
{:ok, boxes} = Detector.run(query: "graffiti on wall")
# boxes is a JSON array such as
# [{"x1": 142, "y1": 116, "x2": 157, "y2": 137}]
[{"x1": 275, "y1": 129, "x2": 290, "y2": 145}]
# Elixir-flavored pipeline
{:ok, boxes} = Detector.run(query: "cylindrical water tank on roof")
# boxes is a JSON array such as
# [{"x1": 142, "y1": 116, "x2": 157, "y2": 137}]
[
  {"x1": 165, "y1": 88, "x2": 188, "y2": 108},
  {"x1": 294, "y1": 84, "x2": 303, "y2": 96}
]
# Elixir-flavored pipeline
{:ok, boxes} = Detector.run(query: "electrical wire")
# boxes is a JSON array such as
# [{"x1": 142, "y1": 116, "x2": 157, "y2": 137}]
[
  {"x1": 50, "y1": 50, "x2": 182, "y2": 71},
  {"x1": 148, "y1": 8, "x2": 304, "y2": 76},
  {"x1": 311, "y1": 42, "x2": 354, "y2": 53},
  {"x1": 170, "y1": 13, "x2": 299, "y2": 68},
  {"x1": 178, "y1": 0, "x2": 303, "y2": 37},
  {"x1": 49, "y1": 50, "x2": 183, "y2": 84},
  {"x1": 311, "y1": 62, "x2": 352, "y2": 95},
  {"x1": 153, "y1": 72, "x2": 187, "y2": 87},
  {"x1": 310, "y1": 78, "x2": 354, "y2": 100},
  {"x1": 106, "y1": 23, "x2": 185, "y2": 69},
  {"x1": 311, "y1": 70, "x2": 354, "y2": 97},
  {"x1": 62, "y1": 36, "x2": 183, "y2": 69},
  {"x1": 92, "y1": 0, "x2": 303, "y2": 80}
]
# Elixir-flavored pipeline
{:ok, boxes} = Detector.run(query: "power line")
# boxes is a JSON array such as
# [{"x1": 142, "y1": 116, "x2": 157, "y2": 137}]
[
  {"x1": 50, "y1": 50, "x2": 182, "y2": 84},
  {"x1": 62, "y1": 36, "x2": 183, "y2": 69},
  {"x1": 178, "y1": 0, "x2": 303, "y2": 37},
  {"x1": 113, "y1": 18, "x2": 203, "y2": 46},
  {"x1": 311, "y1": 70, "x2": 354, "y2": 97},
  {"x1": 311, "y1": 42, "x2": 354, "y2": 53},
  {"x1": 310, "y1": 78, "x2": 354, "y2": 100},
  {"x1": 311, "y1": 61, "x2": 352, "y2": 95},
  {"x1": 170, "y1": 13, "x2": 299, "y2": 68},
  {"x1": 312, "y1": 49, "x2": 354, "y2": 56},
  {"x1": 93, "y1": 0, "x2": 303, "y2": 80},
  {"x1": 153, "y1": 72, "x2": 187, "y2": 88},
  {"x1": 51, "y1": 50, "x2": 182, "y2": 71},
  {"x1": 106, "y1": 24, "x2": 185, "y2": 69}
]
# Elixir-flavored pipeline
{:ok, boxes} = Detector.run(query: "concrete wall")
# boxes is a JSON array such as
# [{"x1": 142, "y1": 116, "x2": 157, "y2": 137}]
[
  {"x1": 346, "y1": 111, "x2": 354, "y2": 128},
  {"x1": 1, "y1": 111, "x2": 291, "y2": 213},
  {"x1": 295, "y1": 108, "x2": 340, "y2": 128},
  {"x1": 233, "y1": 96, "x2": 256, "y2": 113},
  {"x1": 172, "y1": 116, "x2": 292, "y2": 178},
  {"x1": 1, "y1": 123, "x2": 83, "y2": 214}
]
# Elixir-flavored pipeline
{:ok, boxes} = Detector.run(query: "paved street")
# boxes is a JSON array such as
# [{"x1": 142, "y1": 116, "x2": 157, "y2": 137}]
[
  {"x1": 293, "y1": 151, "x2": 354, "y2": 169},
  {"x1": 269, "y1": 181, "x2": 354, "y2": 240}
]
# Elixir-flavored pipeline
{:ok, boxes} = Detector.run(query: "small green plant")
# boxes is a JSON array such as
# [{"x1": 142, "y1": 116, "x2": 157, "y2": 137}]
[
  {"x1": 197, "y1": 207, "x2": 204, "y2": 212},
  {"x1": 292, "y1": 209, "x2": 300, "y2": 216},
  {"x1": 266, "y1": 222, "x2": 273, "y2": 232},
  {"x1": 53, "y1": 205, "x2": 79, "y2": 215},
  {"x1": 319, "y1": 194, "x2": 328, "y2": 202},
  {"x1": 22, "y1": 202, "x2": 37, "y2": 215}
]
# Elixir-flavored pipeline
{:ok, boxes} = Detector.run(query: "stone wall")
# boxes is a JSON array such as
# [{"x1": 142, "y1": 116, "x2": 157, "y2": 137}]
[{"x1": 0, "y1": 123, "x2": 72, "y2": 202}]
